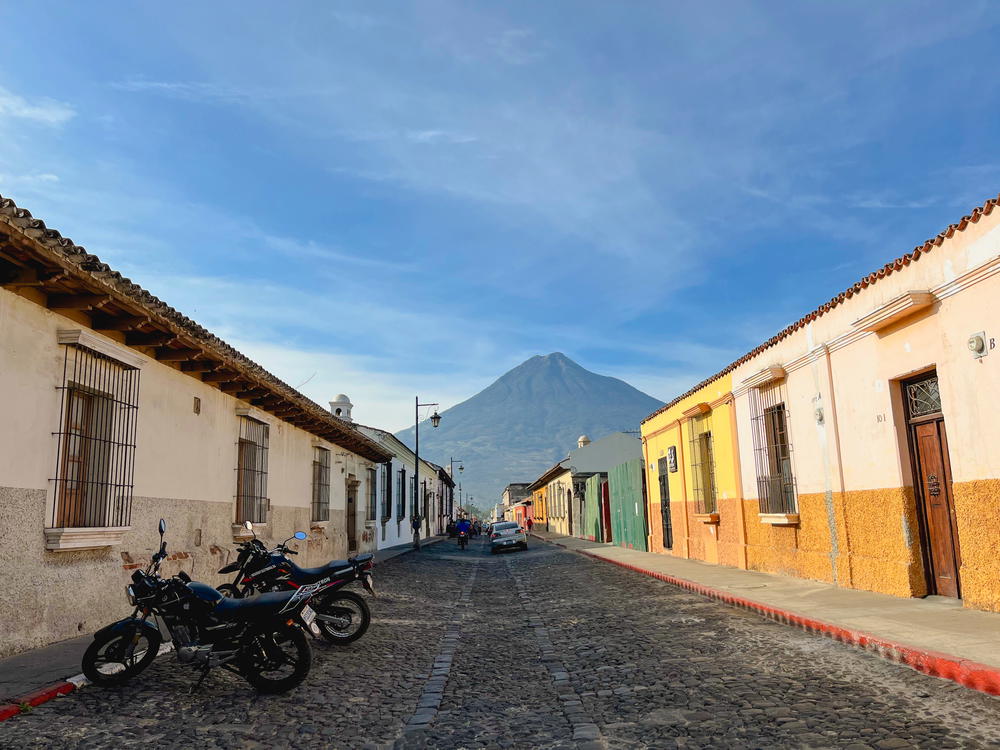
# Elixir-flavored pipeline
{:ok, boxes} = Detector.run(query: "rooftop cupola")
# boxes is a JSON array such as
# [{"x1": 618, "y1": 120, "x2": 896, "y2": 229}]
[
  {"x1": 330, "y1": 393, "x2": 354, "y2": 423},
  {"x1": 577, "y1": 434, "x2": 591, "y2": 448}
]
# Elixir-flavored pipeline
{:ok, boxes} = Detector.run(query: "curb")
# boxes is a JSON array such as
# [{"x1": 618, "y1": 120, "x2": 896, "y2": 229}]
[
  {"x1": 0, "y1": 673, "x2": 87, "y2": 722},
  {"x1": 535, "y1": 534, "x2": 1000, "y2": 698},
  {"x1": 0, "y1": 641, "x2": 171, "y2": 723}
]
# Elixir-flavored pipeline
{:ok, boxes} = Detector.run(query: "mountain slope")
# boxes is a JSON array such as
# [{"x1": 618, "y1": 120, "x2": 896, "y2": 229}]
[{"x1": 395, "y1": 353, "x2": 663, "y2": 506}]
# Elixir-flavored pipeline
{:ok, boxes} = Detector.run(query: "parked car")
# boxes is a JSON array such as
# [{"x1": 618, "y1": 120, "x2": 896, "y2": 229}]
[{"x1": 489, "y1": 521, "x2": 527, "y2": 554}]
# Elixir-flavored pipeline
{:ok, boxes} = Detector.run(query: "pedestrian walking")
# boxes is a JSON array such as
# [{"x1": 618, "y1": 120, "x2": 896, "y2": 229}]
[
  {"x1": 526, "y1": 517, "x2": 534, "y2": 533},
  {"x1": 411, "y1": 514, "x2": 422, "y2": 550}
]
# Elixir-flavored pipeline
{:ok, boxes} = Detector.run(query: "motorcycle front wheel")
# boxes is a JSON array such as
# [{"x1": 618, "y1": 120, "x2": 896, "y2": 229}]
[
  {"x1": 314, "y1": 590, "x2": 371, "y2": 644},
  {"x1": 82, "y1": 626, "x2": 161, "y2": 686},
  {"x1": 241, "y1": 625, "x2": 312, "y2": 694}
]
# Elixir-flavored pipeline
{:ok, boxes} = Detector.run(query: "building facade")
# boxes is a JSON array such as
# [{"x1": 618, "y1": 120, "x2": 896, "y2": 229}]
[
  {"x1": 0, "y1": 195, "x2": 392, "y2": 656},
  {"x1": 640, "y1": 193, "x2": 1000, "y2": 614}
]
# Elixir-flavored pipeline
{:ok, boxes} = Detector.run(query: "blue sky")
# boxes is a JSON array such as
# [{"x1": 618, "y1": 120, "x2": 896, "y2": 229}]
[{"x1": 2, "y1": 2, "x2": 999, "y2": 431}]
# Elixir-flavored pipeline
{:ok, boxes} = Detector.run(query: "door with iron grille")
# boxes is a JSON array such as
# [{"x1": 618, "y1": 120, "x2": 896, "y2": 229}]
[
  {"x1": 347, "y1": 477, "x2": 359, "y2": 551},
  {"x1": 657, "y1": 457, "x2": 673, "y2": 550},
  {"x1": 903, "y1": 372, "x2": 961, "y2": 598}
]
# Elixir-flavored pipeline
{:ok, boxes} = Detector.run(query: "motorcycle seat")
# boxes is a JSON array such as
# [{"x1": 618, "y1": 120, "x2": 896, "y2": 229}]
[
  {"x1": 350, "y1": 553, "x2": 374, "y2": 565},
  {"x1": 213, "y1": 591, "x2": 296, "y2": 620},
  {"x1": 288, "y1": 559, "x2": 353, "y2": 582}
]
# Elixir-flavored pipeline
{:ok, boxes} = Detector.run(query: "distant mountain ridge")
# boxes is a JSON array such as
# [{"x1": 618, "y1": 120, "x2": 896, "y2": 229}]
[{"x1": 395, "y1": 353, "x2": 663, "y2": 506}]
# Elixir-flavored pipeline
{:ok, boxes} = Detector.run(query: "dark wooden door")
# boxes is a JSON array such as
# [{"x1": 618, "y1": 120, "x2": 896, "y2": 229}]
[
  {"x1": 657, "y1": 458, "x2": 673, "y2": 550},
  {"x1": 912, "y1": 419, "x2": 961, "y2": 597},
  {"x1": 600, "y1": 481, "x2": 612, "y2": 543},
  {"x1": 904, "y1": 373, "x2": 961, "y2": 598}
]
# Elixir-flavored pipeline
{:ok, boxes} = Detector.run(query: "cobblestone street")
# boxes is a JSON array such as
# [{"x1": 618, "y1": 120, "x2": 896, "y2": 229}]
[{"x1": 3, "y1": 539, "x2": 999, "y2": 749}]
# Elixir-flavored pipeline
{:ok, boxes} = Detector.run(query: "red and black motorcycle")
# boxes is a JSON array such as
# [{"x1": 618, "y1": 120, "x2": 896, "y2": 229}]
[{"x1": 217, "y1": 522, "x2": 375, "y2": 644}]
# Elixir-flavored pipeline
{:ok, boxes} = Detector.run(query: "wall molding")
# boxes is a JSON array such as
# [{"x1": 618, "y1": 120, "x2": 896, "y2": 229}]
[{"x1": 57, "y1": 329, "x2": 146, "y2": 369}]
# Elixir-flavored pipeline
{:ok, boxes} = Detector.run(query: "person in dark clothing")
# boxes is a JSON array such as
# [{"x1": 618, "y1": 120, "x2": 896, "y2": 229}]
[{"x1": 411, "y1": 515, "x2": 422, "y2": 550}]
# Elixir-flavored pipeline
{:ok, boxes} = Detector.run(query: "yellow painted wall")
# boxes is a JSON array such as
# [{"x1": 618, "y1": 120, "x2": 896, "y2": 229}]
[
  {"x1": 641, "y1": 374, "x2": 745, "y2": 568},
  {"x1": 531, "y1": 487, "x2": 547, "y2": 524}
]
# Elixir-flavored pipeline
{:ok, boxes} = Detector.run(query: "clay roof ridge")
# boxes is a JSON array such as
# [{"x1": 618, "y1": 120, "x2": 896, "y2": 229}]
[
  {"x1": 641, "y1": 191, "x2": 1000, "y2": 425},
  {"x1": 0, "y1": 193, "x2": 390, "y2": 462}
]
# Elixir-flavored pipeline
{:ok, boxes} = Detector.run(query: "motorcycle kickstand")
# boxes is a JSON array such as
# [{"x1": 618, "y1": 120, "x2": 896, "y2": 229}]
[{"x1": 190, "y1": 664, "x2": 212, "y2": 693}]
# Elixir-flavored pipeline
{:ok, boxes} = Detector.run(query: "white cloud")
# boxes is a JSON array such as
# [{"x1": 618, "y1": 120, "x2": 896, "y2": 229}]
[{"x1": 0, "y1": 86, "x2": 75, "y2": 125}]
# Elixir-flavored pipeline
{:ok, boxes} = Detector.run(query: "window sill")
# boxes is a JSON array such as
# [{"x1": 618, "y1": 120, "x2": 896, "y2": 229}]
[
  {"x1": 694, "y1": 513, "x2": 720, "y2": 525},
  {"x1": 45, "y1": 526, "x2": 131, "y2": 551},
  {"x1": 310, "y1": 521, "x2": 329, "y2": 530},
  {"x1": 232, "y1": 523, "x2": 265, "y2": 541},
  {"x1": 759, "y1": 513, "x2": 800, "y2": 526}
]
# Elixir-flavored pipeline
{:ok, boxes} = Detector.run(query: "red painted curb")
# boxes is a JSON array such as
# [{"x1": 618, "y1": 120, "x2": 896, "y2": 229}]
[
  {"x1": 0, "y1": 680, "x2": 77, "y2": 722},
  {"x1": 534, "y1": 534, "x2": 1000, "y2": 697}
]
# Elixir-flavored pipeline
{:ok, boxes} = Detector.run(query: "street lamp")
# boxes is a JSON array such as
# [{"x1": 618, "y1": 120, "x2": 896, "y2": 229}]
[
  {"x1": 414, "y1": 397, "x2": 440, "y2": 549},
  {"x1": 447, "y1": 457, "x2": 464, "y2": 518}
]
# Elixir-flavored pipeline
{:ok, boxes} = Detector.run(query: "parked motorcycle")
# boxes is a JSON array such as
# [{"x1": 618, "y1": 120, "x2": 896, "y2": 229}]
[
  {"x1": 216, "y1": 521, "x2": 375, "y2": 645},
  {"x1": 82, "y1": 519, "x2": 317, "y2": 694},
  {"x1": 457, "y1": 530, "x2": 469, "y2": 550}
]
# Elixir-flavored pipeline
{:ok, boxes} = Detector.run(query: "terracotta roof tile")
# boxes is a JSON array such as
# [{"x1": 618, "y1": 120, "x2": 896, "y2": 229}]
[
  {"x1": 641, "y1": 192, "x2": 1000, "y2": 425},
  {"x1": 0, "y1": 194, "x2": 392, "y2": 463}
]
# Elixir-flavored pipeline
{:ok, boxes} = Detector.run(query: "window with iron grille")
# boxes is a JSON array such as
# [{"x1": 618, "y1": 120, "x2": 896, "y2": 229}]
[
  {"x1": 382, "y1": 462, "x2": 392, "y2": 522},
  {"x1": 396, "y1": 468, "x2": 406, "y2": 520},
  {"x1": 52, "y1": 343, "x2": 140, "y2": 529},
  {"x1": 366, "y1": 467, "x2": 377, "y2": 521},
  {"x1": 688, "y1": 414, "x2": 717, "y2": 514},
  {"x1": 749, "y1": 385, "x2": 797, "y2": 514},
  {"x1": 236, "y1": 416, "x2": 269, "y2": 524},
  {"x1": 311, "y1": 447, "x2": 330, "y2": 521}
]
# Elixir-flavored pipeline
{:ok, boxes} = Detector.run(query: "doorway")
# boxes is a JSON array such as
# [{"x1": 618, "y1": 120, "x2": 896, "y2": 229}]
[
  {"x1": 657, "y1": 457, "x2": 674, "y2": 550},
  {"x1": 903, "y1": 372, "x2": 962, "y2": 598}
]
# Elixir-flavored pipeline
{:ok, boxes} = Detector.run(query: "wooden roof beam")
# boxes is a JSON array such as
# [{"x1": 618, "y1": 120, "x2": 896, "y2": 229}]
[
  {"x1": 93, "y1": 315, "x2": 150, "y2": 332},
  {"x1": 48, "y1": 294, "x2": 112, "y2": 311},
  {"x1": 155, "y1": 347, "x2": 201, "y2": 362},
  {"x1": 201, "y1": 370, "x2": 239, "y2": 383},
  {"x1": 125, "y1": 331, "x2": 177, "y2": 347},
  {"x1": 180, "y1": 360, "x2": 220, "y2": 372}
]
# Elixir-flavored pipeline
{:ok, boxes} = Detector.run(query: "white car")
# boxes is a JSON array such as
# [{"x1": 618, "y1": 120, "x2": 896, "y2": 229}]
[{"x1": 489, "y1": 521, "x2": 528, "y2": 554}]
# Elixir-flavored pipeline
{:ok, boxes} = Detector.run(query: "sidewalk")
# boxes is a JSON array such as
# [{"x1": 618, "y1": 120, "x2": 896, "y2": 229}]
[
  {"x1": 0, "y1": 537, "x2": 443, "y2": 721},
  {"x1": 532, "y1": 529, "x2": 1000, "y2": 696}
]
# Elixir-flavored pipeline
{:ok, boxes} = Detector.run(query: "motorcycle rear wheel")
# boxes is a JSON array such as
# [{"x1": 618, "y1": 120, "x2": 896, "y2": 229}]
[
  {"x1": 82, "y1": 626, "x2": 161, "y2": 686},
  {"x1": 241, "y1": 625, "x2": 312, "y2": 694},
  {"x1": 315, "y1": 590, "x2": 371, "y2": 644}
]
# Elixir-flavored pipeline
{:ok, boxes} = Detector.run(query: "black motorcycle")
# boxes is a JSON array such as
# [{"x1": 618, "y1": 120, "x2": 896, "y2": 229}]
[
  {"x1": 216, "y1": 521, "x2": 375, "y2": 645},
  {"x1": 82, "y1": 519, "x2": 318, "y2": 694},
  {"x1": 457, "y1": 530, "x2": 469, "y2": 550}
]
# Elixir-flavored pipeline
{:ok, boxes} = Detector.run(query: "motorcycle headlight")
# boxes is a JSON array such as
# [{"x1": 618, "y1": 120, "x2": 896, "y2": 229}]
[{"x1": 126, "y1": 584, "x2": 137, "y2": 606}]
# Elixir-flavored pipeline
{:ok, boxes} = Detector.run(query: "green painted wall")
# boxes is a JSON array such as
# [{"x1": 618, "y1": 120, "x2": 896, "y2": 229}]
[{"x1": 608, "y1": 458, "x2": 648, "y2": 551}]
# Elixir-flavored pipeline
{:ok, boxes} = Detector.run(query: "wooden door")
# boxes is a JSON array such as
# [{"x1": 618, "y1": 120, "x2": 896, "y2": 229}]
[
  {"x1": 346, "y1": 479, "x2": 358, "y2": 551},
  {"x1": 600, "y1": 481, "x2": 612, "y2": 543},
  {"x1": 657, "y1": 457, "x2": 674, "y2": 550},
  {"x1": 58, "y1": 389, "x2": 93, "y2": 527},
  {"x1": 905, "y1": 373, "x2": 961, "y2": 598}
]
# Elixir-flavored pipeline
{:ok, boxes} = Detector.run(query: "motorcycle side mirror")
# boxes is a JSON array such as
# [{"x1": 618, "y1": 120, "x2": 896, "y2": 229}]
[
  {"x1": 294, "y1": 531, "x2": 307, "y2": 540},
  {"x1": 158, "y1": 518, "x2": 166, "y2": 537},
  {"x1": 244, "y1": 521, "x2": 253, "y2": 532}
]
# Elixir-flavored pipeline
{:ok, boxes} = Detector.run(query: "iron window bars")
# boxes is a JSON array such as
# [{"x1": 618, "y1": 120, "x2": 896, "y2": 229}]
[
  {"x1": 236, "y1": 416, "x2": 269, "y2": 524},
  {"x1": 396, "y1": 468, "x2": 406, "y2": 520},
  {"x1": 749, "y1": 384, "x2": 798, "y2": 515},
  {"x1": 366, "y1": 467, "x2": 377, "y2": 521},
  {"x1": 906, "y1": 375, "x2": 942, "y2": 418},
  {"x1": 52, "y1": 343, "x2": 140, "y2": 529},
  {"x1": 381, "y1": 462, "x2": 392, "y2": 522},
  {"x1": 688, "y1": 413, "x2": 718, "y2": 514},
  {"x1": 311, "y1": 447, "x2": 331, "y2": 522}
]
